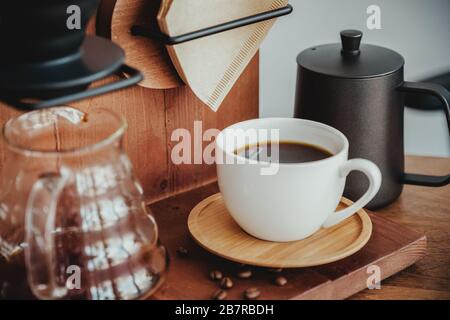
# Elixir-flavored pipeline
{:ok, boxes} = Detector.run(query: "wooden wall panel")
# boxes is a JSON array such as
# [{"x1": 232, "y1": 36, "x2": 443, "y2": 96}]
[
  {"x1": 164, "y1": 56, "x2": 259, "y2": 197},
  {"x1": 0, "y1": 8, "x2": 259, "y2": 203},
  {"x1": 0, "y1": 55, "x2": 259, "y2": 203},
  {"x1": 72, "y1": 82, "x2": 171, "y2": 202}
]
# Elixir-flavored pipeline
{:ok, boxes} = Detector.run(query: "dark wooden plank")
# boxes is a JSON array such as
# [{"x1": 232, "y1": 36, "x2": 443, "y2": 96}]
[{"x1": 150, "y1": 181, "x2": 427, "y2": 300}]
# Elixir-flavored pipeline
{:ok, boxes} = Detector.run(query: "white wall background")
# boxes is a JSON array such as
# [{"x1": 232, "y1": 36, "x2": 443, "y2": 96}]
[{"x1": 260, "y1": 0, "x2": 450, "y2": 157}]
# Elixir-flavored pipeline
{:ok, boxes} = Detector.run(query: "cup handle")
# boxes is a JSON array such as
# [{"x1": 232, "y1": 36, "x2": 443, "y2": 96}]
[
  {"x1": 25, "y1": 168, "x2": 72, "y2": 300},
  {"x1": 322, "y1": 159, "x2": 382, "y2": 228}
]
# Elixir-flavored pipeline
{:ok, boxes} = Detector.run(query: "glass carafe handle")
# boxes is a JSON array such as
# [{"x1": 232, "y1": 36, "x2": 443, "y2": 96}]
[{"x1": 25, "y1": 169, "x2": 72, "y2": 300}]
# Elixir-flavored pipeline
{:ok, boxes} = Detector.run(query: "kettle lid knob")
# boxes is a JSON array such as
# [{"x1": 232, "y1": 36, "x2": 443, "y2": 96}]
[{"x1": 340, "y1": 30, "x2": 363, "y2": 56}]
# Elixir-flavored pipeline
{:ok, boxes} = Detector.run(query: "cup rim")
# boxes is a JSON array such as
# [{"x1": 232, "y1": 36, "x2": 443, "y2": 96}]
[{"x1": 216, "y1": 117, "x2": 349, "y2": 167}]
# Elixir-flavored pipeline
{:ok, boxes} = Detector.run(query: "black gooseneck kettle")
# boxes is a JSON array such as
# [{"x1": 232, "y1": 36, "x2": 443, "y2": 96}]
[{"x1": 294, "y1": 30, "x2": 450, "y2": 210}]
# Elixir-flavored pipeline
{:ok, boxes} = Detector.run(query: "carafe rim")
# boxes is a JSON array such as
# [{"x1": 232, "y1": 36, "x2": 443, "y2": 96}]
[{"x1": 2, "y1": 106, "x2": 127, "y2": 157}]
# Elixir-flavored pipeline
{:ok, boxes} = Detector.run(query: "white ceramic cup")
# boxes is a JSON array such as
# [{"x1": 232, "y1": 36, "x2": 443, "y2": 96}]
[{"x1": 216, "y1": 118, "x2": 382, "y2": 242}]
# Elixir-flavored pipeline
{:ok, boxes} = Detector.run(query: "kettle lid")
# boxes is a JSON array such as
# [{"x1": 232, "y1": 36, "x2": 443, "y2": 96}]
[{"x1": 297, "y1": 30, "x2": 404, "y2": 79}]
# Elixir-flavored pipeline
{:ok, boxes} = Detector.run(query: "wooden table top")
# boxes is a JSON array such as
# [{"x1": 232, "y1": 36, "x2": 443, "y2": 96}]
[
  {"x1": 0, "y1": 156, "x2": 447, "y2": 300},
  {"x1": 350, "y1": 156, "x2": 450, "y2": 300},
  {"x1": 149, "y1": 155, "x2": 448, "y2": 300}
]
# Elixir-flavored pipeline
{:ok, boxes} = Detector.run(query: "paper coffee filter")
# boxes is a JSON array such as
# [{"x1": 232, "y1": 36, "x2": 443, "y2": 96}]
[{"x1": 158, "y1": 0, "x2": 289, "y2": 111}]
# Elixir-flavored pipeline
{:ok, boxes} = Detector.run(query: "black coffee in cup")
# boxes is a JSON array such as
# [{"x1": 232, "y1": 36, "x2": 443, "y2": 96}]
[{"x1": 235, "y1": 141, "x2": 333, "y2": 163}]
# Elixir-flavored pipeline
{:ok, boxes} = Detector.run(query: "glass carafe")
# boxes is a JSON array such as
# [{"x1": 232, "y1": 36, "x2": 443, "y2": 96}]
[{"x1": 0, "y1": 107, "x2": 168, "y2": 300}]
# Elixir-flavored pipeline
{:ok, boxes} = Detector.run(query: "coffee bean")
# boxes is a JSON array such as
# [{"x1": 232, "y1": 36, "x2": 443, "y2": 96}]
[
  {"x1": 212, "y1": 289, "x2": 227, "y2": 300},
  {"x1": 244, "y1": 287, "x2": 261, "y2": 300},
  {"x1": 237, "y1": 269, "x2": 252, "y2": 279},
  {"x1": 177, "y1": 246, "x2": 189, "y2": 257},
  {"x1": 209, "y1": 270, "x2": 223, "y2": 281},
  {"x1": 268, "y1": 268, "x2": 283, "y2": 273},
  {"x1": 274, "y1": 276, "x2": 288, "y2": 286},
  {"x1": 220, "y1": 277, "x2": 233, "y2": 289},
  {"x1": 159, "y1": 179, "x2": 168, "y2": 190}
]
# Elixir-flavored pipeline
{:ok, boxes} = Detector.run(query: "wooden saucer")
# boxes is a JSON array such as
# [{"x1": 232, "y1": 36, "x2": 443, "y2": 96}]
[{"x1": 188, "y1": 194, "x2": 372, "y2": 268}]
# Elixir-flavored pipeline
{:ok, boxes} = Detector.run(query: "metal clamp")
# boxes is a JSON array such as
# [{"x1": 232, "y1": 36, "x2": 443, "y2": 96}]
[
  {"x1": 0, "y1": 65, "x2": 143, "y2": 111},
  {"x1": 131, "y1": 4, "x2": 293, "y2": 45}
]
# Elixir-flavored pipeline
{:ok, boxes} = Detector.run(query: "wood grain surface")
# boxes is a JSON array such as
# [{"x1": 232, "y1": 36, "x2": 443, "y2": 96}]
[
  {"x1": 0, "y1": 39, "x2": 259, "y2": 204},
  {"x1": 188, "y1": 194, "x2": 372, "y2": 268},
  {"x1": 146, "y1": 155, "x2": 450, "y2": 300},
  {"x1": 150, "y1": 161, "x2": 431, "y2": 299},
  {"x1": 350, "y1": 156, "x2": 450, "y2": 300},
  {"x1": 0, "y1": 6, "x2": 259, "y2": 203},
  {"x1": 148, "y1": 156, "x2": 449, "y2": 300},
  {"x1": 97, "y1": 0, "x2": 183, "y2": 89}
]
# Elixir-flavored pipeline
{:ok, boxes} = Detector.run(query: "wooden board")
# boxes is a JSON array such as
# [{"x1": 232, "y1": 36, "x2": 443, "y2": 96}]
[
  {"x1": 97, "y1": 0, "x2": 183, "y2": 89},
  {"x1": 157, "y1": 0, "x2": 288, "y2": 111},
  {"x1": 188, "y1": 194, "x2": 372, "y2": 268},
  {"x1": 150, "y1": 182, "x2": 427, "y2": 300},
  {"x1": 351, "y1": 156, "x2": 450, "y2": 300}
]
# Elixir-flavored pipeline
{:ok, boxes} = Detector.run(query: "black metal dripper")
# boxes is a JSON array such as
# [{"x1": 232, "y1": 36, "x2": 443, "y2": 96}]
[{"x1": 0, "y1": 0, "x2": 142, "y2": 111}]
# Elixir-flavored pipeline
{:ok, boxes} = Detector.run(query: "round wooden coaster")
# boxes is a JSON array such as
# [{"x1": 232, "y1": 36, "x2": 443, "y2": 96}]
[{"x1": 188, "y1": 193, "x2": 372, "y2": 268}]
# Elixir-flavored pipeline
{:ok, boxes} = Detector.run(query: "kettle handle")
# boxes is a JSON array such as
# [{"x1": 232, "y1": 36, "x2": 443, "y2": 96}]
[
  {"x1": 25, "y1": 169, "x2": 72, "y2": 300},
  {"x1": 398, "y1": 81, "x2": 450, "y2": 186}
]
